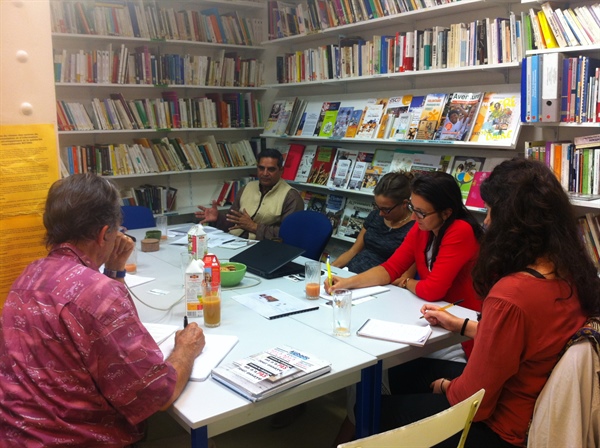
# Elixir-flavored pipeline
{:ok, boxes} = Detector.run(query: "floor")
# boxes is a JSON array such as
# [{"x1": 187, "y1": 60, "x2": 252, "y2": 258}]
[{"x1": 139, "y1": 389, "x2": 347, "y2": 448}]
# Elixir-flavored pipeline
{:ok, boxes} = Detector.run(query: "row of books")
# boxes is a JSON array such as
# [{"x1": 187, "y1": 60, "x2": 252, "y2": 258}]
[
  {"x1": 121, "y1": 184, "x2": 178, "y2": 214},
  {"x1": 524, "y1": 134, "x2": 600, "y2": 197},
  {"x1": 283, "y1": 143, "x2": 503, "y2": 197},
  {"x1": 264, "y1": 92, "x2": 521, "y2": 145},
  {"x1": 59, "y1": 136, "x2": 259, "y2": 177},
  {"x1": 524, "y1": 2, "x2": 600, "y2": 51},
  {"x1": 54, "y1": 46, "x2": 264, "y2": 88},
  {"x1": 578, "y1": 212, "x2": 600, "y2": 272},
  {"x1": 276, "y1": 14, "x2": 523, "y2": 83},
  {"x1": 56, "y1": 92, "x2": 263, "y2": 132},
  {"x1": 50, "y1": 2, "x2": 265, "y2": 46},
  {"x1": 293, "y1": 150, "x2": 503, "y2": 238},
  {"x1": 267, "y1": 0, "x2": 463, "y2": 40},
  {"x1": 212, "y1": 177, "x2": 255, "y2": 207},
  {"x1": 521, "y1": 53, "x2": 600, "y2": 123}
]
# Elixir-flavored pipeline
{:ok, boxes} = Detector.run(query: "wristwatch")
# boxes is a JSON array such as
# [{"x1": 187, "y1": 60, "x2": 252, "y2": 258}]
[{"x1": 103, "y1": 268, "x2": 126, "y2": 279}]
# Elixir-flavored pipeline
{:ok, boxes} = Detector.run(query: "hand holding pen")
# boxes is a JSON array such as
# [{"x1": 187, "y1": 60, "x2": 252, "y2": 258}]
[{"x1": 419, "y1": 300, "x2": 469, "y2": 334}]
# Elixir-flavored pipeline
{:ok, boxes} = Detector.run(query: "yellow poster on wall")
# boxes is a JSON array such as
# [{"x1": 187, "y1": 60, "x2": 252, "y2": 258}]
[{"x1": 0, "y1": 124, "x2": 59, "y2": 310}]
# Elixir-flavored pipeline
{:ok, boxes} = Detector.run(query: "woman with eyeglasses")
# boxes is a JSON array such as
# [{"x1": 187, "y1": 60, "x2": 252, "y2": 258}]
[
  {"x1": 327, "y1": 170, "x2": 483, "y2": 319},
  {"x1": 332, "y1": 171, "x2": 416, "y2": 274},
  {"x1": 377, "y1": 158, "x2": 599, "y2": 447}
]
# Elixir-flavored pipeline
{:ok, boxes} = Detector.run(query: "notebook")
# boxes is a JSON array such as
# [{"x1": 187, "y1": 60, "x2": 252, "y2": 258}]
[{"x1": 230, "y1": 239, "x2": 305, "y2": 279}]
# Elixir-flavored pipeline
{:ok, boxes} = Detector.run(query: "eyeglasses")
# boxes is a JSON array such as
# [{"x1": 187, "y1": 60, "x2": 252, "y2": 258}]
[
  {"x1": 372, "y1": 202, "x2": 401, "y2": 214},
  {"x1": 407, "y1": 201, "x2": 437, "y2": 219}
]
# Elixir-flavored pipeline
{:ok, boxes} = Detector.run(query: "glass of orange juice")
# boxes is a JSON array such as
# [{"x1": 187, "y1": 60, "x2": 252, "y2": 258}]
[
  {"x1": 202, "y1": 287, "x2": 220, "y2": 327},
  {"x1": 305, "y1": 261, "x2": 321, "y2": 300}
]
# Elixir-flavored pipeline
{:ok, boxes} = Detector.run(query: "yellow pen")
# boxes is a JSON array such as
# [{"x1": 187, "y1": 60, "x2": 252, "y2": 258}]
[
  {"x1": 420, "y1": 299, "x2": 464, "y2": 319},
  {"x1": 326, "y1": 255, "x2": 332, "y2": 288}
]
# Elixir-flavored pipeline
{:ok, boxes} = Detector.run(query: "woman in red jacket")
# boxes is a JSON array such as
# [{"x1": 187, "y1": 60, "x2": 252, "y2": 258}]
[
  {"x1": 328, "y1": 171, "x2": 483, "y2": 314},
  {"x1": 380, "y1": 159, "x2": 600, "y2": 447}
]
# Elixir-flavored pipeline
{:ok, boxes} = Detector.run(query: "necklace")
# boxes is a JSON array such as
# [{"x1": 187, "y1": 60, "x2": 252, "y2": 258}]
[{"x1": 386, "y1": 212, "x2": 412, "y2": 231}]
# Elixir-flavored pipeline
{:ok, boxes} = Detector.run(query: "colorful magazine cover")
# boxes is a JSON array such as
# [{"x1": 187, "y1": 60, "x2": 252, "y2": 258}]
[{"x1": 433, "y1": 92, "x2": 483, "y2": 141}]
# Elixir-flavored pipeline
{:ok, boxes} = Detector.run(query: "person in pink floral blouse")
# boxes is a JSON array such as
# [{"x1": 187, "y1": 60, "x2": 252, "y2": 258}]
[{"x1": 0, "y1": 173, "x2": 205, "y2": 447}]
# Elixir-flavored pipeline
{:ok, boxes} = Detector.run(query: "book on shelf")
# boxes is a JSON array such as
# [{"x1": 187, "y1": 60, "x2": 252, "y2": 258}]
[
  {"x1": 332, "y1": 106, "x2": 354, "y2": 138},
  {"x1": 355, "y1": 98, "x2": 388, "y2": 139},
  {"x1": 337, "y1": 198, "x2": 372, "y2": 239},
  {"x1": 465, "y1": 171, "x2": 491, "y2": 209},
  {"x1": 346, "y1": 152, "x2": 374, "y2": 191},
  {"x1": 273, "y1": 98, "x2": 298, "y2": 136},
  {"x1": 307, "y1": 146, "x2": 337, "y2": 186},
  {"x1": 578, "y1": 215, "x2": 600, "y2": 270},
  {"x1": 404, "y1": 95, "x2": 426, "y2": 140},
  {"x1": 378, "y1": 95, "x2": 412, "y2": 140},
  {"x1": 281, "y1": 143, "x2": 306, "y2": 181},
  {"x1": 324, "y1": 193, "x2": 347, "y2": 235},
  {"x1": 433, "y1": 92, "x2": 483, "y2": 141},
  {"x1": 360, "y1": 148, "x2": 396, "y2": 192},
  {"x1": 313, "y1": 101, "x2": 341, "y2": 137},
  {"x1": 327, "y1": 148, "x2": 359, "y2": 189},
  {"x1": 294, "y1": 145, "x2": 318, "y2": 183},
  {"x1": 356, "y1": 318, "x2": 432, "y2": 347},
  {"x1": 317, "y1": 101, "x2": 342, "y2": 137},
  {"x1": 304, "y1": 191, "x2": 328, "y2": 213},
  {"x1": 211, "y1": 345, "x2": 331, "y2": 402},
  {"x1": 299, "y1": 101, "x2": 324, "y2": 137},
  {"x1": 231, "y1": 289, "x2": 319, "y2": 320},
  {"x1": 263, "y1": 99, "x2": 286, "y2": 135},
  {"x1": 449, "y1": 156, "x2": 487, "y2": 202},
  {"x1": 344, "y1": 108, "x2": 366, "y2": 138},
  {"x1": 410, "y1": 154, "x2": 444, "y2": 174},
  {"x1": 415, "y1": 93, "x2": 448, "y2": 140},
  {"x1": 469, "y1": 92, "x2": 520, "y2": 143}
]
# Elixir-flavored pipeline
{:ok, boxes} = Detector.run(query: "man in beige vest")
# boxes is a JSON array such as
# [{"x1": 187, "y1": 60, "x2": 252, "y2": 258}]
[{"x1": 195, "y1": 148, "x2": 304, "y2": 240}]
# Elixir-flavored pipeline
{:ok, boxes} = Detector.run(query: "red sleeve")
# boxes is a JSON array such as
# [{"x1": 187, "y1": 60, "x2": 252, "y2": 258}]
[
  {"x1": 380, "y1": 224, "x2": 419, "y2": 280},
  {"x1": 414, "y1": 220, "x2": 478, "y2": 302},
  {"x1": 446, "y1": 296, "x2": 525, "y2": 420}
]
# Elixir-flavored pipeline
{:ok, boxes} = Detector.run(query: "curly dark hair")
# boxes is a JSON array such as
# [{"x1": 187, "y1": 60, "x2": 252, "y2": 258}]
[
  {"x1": 44, "y1": 173, "x2": 122, "y2": 247},
  {"x1": 472, "y1": 158, "x2": 600, "y2": 315},
  {"x1": 411, "y1": 171, "x2": 484, "y2": 268}
]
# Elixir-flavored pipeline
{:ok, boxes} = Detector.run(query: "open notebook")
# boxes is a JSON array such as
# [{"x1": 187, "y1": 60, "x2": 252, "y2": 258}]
[{"x1": 143, "y1": 323, "x2": 238, "y2": 381}]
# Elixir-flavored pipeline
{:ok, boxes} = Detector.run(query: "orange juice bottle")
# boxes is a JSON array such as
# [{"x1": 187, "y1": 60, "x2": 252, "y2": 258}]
[{"x1": 202, "y1": 253, "x2": 221, "y2": 327}]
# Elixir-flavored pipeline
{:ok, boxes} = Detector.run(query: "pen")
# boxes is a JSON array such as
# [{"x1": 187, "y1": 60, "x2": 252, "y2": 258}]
[
  {"x1": 420, "y1": 299, "x2": 465, "y2": 319},
  {"x1": 183, "y1": 315, "x2": 188, "y2": 328},
  {"x1": 326, "y1": 255, "x2": 332, "y2": 288}
]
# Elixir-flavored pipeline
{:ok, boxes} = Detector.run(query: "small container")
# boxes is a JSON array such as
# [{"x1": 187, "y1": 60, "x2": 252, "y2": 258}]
[
  {"x1": 305, "y1": 260, "x2": 321, "y2": 300},
  {"x1": 185, "y1": 258, "x2": 204, "y2": 318},
  {"x1": 332, "y1": 289, "x2": 352, "y2": 337},
  {"x1": 145, "y1": 230, "x2": 162, "y2": 240},
  {"x1": 156, "y1": 215, "x2": 168, "y2": 241},
  {"x1": 141, "y1": 238, "x2": 160, "y2": 252},
  {"x1": 125, "y1": 235, "x2": 137, "y2": 274},
  {"x1": 188, "y1": 224, "x2": 207, "y2": 260}
]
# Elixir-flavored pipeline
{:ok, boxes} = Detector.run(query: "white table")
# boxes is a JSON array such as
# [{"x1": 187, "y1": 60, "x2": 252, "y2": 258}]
[{"x1": 126, "y1": 229, "x2": 376, "y2": 448}]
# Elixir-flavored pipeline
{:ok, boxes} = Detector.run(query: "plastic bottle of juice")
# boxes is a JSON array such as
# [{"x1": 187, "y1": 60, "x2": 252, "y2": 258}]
[
  {"x1": 187, "y1": 224, "x2": 207, "y2": 260},
  {"x1": 185, "y1": 258, "x2": 204, "y2": 318}
]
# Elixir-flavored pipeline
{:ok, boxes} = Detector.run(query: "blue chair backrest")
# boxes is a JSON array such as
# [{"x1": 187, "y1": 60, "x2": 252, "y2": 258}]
[
  {"x1": 279, "y1": 211, "x2": 333, "y2": 261},
  {"x1": 121, "y1": 206, "x2": 156, "y2": 230}
]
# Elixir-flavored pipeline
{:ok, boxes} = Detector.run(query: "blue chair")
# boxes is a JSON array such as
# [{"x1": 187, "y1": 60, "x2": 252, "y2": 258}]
[
  {"x1": 121, "y1": 206, "x2": 156, "y2": 230},
  {"x1": 279, "y1": 211, "x2": 333, "y2": 261}
]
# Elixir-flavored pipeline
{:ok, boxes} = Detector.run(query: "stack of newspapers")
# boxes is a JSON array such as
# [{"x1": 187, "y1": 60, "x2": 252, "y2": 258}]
[{"x1": 211, "y1": 345, "x2": 331, "y2": 402}]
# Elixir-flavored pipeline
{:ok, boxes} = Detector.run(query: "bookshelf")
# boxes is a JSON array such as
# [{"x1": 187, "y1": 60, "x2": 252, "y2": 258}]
[
  {"x1": 520, "y1": 0, "x2": 600, "y2": 213},
  {"x1": 261, "y1": 0, "x2": 536, "y2": 245},
  {"x1": 51, "y1": 0, "x2": 269, "y2": 216}
]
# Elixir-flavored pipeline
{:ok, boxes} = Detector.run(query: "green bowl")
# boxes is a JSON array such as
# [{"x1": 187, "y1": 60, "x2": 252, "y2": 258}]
[{"x1": 220, "y1": 262, "x2": 247, "y2": 287}]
